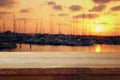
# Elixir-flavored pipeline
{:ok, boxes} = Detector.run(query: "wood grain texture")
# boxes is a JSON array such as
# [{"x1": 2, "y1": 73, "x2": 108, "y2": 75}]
[
  {"x1": 0, "y1": 52, "x2": 120, "y2": 80},
  {"x1": 0, "y1": 52, "x2": 120, "y2": 68}
]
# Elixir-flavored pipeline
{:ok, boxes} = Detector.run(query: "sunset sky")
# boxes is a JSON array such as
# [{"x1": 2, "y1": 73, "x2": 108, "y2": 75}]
[{"x1": 0, "y1": 0, "x2": 120, "y2": 36}]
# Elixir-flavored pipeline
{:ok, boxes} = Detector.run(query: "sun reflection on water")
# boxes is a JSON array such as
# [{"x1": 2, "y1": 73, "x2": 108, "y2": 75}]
[{"x1": 95, "y1": 45, "x2": 102, "y2": 52}]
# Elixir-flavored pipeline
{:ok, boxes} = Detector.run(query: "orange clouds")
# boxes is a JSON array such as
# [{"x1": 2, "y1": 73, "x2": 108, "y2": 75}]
[
  {"x1": 47, "y1": 1, "x2": 62, "y2": 11},
  {"x1": 111, "y1": 6, "x2": 120, "y2": 11},
  {"x1": 20, "y1": 9, "x2": 31, "y2": 13},
  {"x1": 0, "y1": 0, "x2": 18, "y2": 8},
  {"x1": 58, "y1": 13, "x2": 68, "y2": 16},
  {"x1": 52, "y1": 5, "x2": 62, "y2": 11},
  {"x1": 48, "y1": 1, "x2": 56, "y2": 6},
  {"x1": 90, "y1": 5, "x2": 106, "y2": 12},
  {"x1": 69, "y1": 5, "x2": 82, "y2": 11},
  {"x1": 93, "y1": 0, "x2": 111, "y2": 4},
  {"x1": 74, "y1": 14, "x2": 99, "y2": 19}
]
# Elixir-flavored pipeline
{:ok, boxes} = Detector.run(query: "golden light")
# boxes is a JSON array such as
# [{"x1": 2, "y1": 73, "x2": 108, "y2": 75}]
[
  {"x1": 95, "y1": 45, "x2": 101, "y2": 52},
  {"x1": 95, "y1": 26, "x2": 103, "y2": 32}
]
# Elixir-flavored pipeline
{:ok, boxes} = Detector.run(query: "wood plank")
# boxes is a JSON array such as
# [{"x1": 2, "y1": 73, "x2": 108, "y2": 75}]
[
  {"x1": 0, "y1": 52, "x2": 120, "y2": 80},
  {"x1": 0, "y1": 52, "x2": 120, "y2": 68}
]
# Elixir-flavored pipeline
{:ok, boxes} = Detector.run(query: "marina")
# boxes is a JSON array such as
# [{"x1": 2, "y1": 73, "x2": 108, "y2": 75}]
[
  {"x1": 0, "y1": 0, "x2": 120, "y2": 80},
  {"x1": 0, "y1": 32, "x2": 120, "y2": 51}
]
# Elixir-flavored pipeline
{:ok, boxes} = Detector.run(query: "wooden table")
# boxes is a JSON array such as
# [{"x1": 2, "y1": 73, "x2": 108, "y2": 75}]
[{"x1": 0, "y1": 52, "x2": 120, "y2": 80}]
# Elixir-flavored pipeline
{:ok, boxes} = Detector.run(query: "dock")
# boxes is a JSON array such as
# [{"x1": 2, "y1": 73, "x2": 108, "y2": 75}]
[{"x1": 0, "y1": 52, "x2": 120, "y2": 80}]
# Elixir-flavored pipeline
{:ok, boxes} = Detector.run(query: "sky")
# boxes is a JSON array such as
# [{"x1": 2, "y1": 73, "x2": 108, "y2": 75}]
[{"x1": 0, "y1": 0, "x2": 120, "y2": 36}]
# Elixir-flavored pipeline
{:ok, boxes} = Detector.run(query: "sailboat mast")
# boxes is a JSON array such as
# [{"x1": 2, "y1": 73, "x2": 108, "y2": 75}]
[
  {"x1": 23, "y1": 19, "x2": 26, "y2": 34},
  {"x1": 42, "y1": 19, "x2": 44, "y2": 34},
  {"x1": 76, "y1": 16, "x2": 79, "y2": 35},
  {"x1": 82, "y1": 11, "x2": 84, "y2": 35},
  {"x1": 13, "y1": 11, "x2": 16, "y2": 33},
  {"x1": 68, "y1": 21, "x2": 72, "y2": 35},
  {"x1": 19, "y1": 22, "x2": 21, "y2": 34},
  {"x1": 36, "y1": 22, "x2": 38, "y2": 35},
  {"x1": 73, "y1": 17, "x2": 75, "y2": 35},
  {"x1": 41, "y1": 20, "x2": 45, "y2": 34},
  {"x1": 40, "y1": 19, "x2": 43, "y2": 34},
  {"x1": 50, "y1": 16, "x2": 53, "y2": 34},
  {"x1": 89, "y1": 11, "x2": 91, "y2": 36},
  {"x1": 58, "y1": 20, "x2": 61, "y2": 34},
  {"x1": 72, "y1": 17, "x2": 75, "y2": 35},
  {"x1": 117, "y1": 27, "x2": 119, "y2": 36},
  {"x1": 3, "y1": 18, "x2": 6, "y2": 32}
]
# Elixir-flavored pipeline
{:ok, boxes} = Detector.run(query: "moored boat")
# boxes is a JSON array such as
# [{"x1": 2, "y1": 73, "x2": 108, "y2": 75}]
[{"x1": 0, "y1": 43, "x2": 17, "y2": 50}]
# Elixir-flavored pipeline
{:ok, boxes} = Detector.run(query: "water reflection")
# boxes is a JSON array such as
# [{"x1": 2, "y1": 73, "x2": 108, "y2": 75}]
[
  {"x1": 1, "y1": 44, "x2": 120, "y2": 52},
  {"x1": 95, "y1": 45, "x2": 102, "y2": 52}
]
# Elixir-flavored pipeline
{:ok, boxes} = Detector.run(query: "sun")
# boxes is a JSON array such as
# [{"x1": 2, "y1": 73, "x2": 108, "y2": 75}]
[{"x1": 95, "y1": 26, "x2": 103, "y2": 32}]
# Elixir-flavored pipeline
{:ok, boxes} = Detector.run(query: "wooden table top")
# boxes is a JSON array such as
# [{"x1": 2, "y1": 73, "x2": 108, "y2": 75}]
[{"x1": 0, "y1": 52, "x2": 120, "y2": 68}]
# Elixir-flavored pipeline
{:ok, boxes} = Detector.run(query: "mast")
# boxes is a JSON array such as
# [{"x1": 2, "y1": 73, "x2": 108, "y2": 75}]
[
  {"x1": 76, "y1": 16, "x2": 79, "y2": 35},
  {"x1": 23, "y1": 19, "x2": 26, "y2": 34},
  {"x1": 19, "y1": 21, "x2": 22, "y2": 48},
  {"x1": 89, "y1": 11, "x2": 91, "y2": 36},
  {"x1": 69, "y1": 20, "x2": 72, "y2": 35},
  {"x1": 0, "y1": 19, "x2": 2, "y2": 33},
  {"x1": 42, "y1": 19, "x2": 44, "y2": 34},
  {"x1": 50, "y1": 16, "x2": 53, "y2": 34},
  {"x1": 40, "y1": 18, "x2": 43, "y2": 34},
  {"x1": 19, "y1": 21, "x2": 21, "y2": 34},
  {"x1": 42, "y1": 21, "x2": 45, "y2": 34},
  {"x1": 58, "y1": 20, "x2": 61, "y2": 34},
  {"x1": 118, "y1": 27, "x2": 120, "y2": 36},
  {"x1": 72, "y1": 17, "x2": 75, "y2": 35},
  {"x1": 71, "y1": 18, "x2": 72, "y2": 35},
  {"x1": 36, "y1": 22, "x2": 38, "y2": 35},
  {"x1": 3, "y1": 18, "x2": 6, "y2": 32},
  {"x1": 13, "y1": 11, "x2": 16, "y2": 33},
  {"x1": 82, "y1": 11, "x2": 84, "y2": 36},
  {"x1": 58, "y1": 21, "x2": 60, "y2": 34},
  {"x1": 114, "y1": 27, "x2": 116, "y2": 36}
]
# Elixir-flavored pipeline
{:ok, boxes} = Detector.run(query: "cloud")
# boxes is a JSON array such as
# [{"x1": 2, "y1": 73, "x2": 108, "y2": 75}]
[
  {"x1": 93, "y1": 0, "x2": 111, "y2": 4},
  {"x1": 20, "y1": 9, "x2": 30, "y2": 13},
  {"x1": 47, "y1": 1, "x2": 63, "y2": 11},
  {"x1": 111, "y1": 6, "x2": 120, "y2": 11},
  {"x1": 0, "y1": 11, "x2": 11, "y2": 15},
  {"x1": 89, "y1": 5, "x2": 106, "y2": 12},
  {"x1": 0, "y1": 0, "x2": 18, "y2": 8},
  {"x1": 53, "y1": 5, "x2": 62, "y2": 11},
  {"x1": 69, "y1": 5, "x2": 82, "y2": 11},
  {"x1": 48, "y1": 1, "x2": 56, "y2": 6},
  {"x1": 58, "y1": 13, "x2": 68, "y2": 16},
  {"x1": 73, "y1": 14, "x2": 99, "y2": 19}
]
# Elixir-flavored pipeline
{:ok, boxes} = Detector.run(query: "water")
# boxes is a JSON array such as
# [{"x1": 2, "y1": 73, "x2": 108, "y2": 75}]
[{"x1": 2, "y1": 44, "x2": 120, "y2": 52}]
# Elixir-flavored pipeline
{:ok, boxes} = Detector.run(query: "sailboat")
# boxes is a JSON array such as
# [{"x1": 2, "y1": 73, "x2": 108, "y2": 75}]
[
  {"x1": 75, "y1": 12, "x2": 94, "y2": 46},
  {"x1": 0, "y1": 12, "x2": 17, "y2": 50}
]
